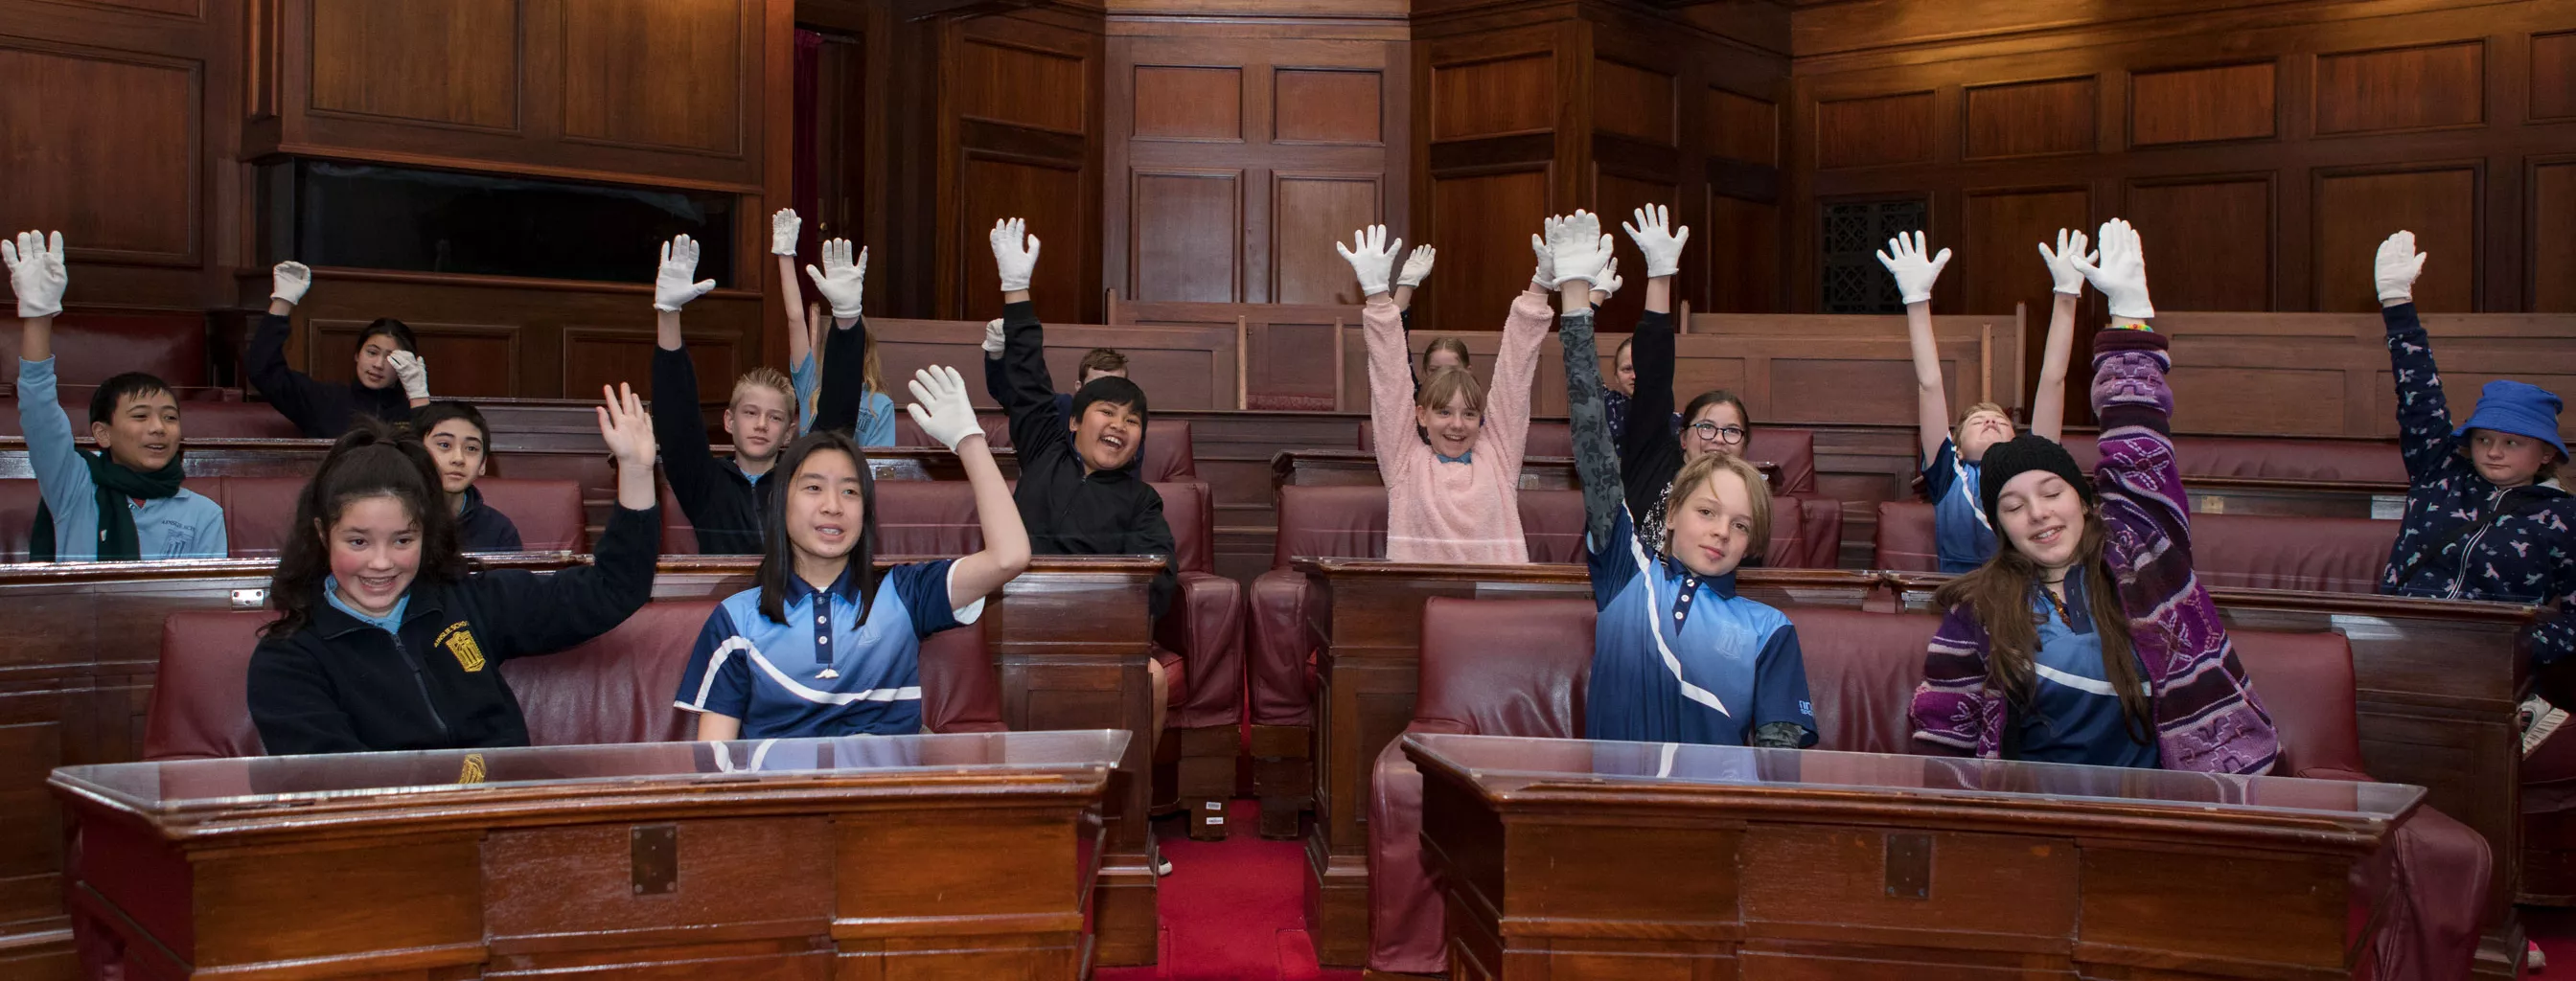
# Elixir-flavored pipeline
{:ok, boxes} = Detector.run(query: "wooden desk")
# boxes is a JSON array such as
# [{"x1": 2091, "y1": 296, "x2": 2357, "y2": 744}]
[
  {"x1": 0, "y1": 555, "x2": 1167, "y2": 975},
  {"x1": 1407, "y1": 732, "x2": 2418, "y2": 979},
  {"x1": 1292, "y1": 562, "x2": 2534, "y2": 974},
  {"x1": 2184, "y1": 476, "x2": 2407, "y2": 520},
  {"x1": 52, "y1": 731, "x2": 1124, "y2": 979}
]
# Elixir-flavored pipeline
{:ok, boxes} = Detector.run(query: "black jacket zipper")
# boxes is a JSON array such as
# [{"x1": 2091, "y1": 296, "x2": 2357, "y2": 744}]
[{"x1": 387, "y1": 631, "x2": 453, "y2": 741}]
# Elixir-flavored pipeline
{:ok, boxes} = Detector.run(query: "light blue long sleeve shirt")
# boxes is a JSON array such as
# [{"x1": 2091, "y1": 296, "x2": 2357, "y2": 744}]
[
  {"x1": 791, "y1": 353, "x2": 896, "y2": 445},
  {"x1": 15, "y1": 356, "x2": 227, "y2": 560}
]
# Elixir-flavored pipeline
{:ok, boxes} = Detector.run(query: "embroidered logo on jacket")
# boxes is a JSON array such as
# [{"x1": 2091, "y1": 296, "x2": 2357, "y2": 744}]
[
  {"x1": 457, "y1": 753, "x2": 487, "y2": 784},
  {"x1": 437, "y1": 623, "x2": 486, "y2": 673}
]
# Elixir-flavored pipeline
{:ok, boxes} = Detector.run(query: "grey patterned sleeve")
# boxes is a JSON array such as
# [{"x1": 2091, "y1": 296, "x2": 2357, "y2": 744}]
[
  {"x1": 1556, "y1": 308, "x2": 1626, "y2": 549},
  {"x1": 1752, "y1": 721, "x2": 1812, "y2": 749}
]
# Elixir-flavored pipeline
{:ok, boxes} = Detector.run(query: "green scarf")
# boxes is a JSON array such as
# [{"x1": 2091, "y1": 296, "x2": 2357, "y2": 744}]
[{"x1": 33, "y1": 448, "x2": 187, "y2": 561}]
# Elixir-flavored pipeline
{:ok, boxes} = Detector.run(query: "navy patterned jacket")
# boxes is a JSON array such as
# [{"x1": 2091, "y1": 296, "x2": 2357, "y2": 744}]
[{"x1": 2378, "y1": 302, "x2": 2576, "y2": 664}]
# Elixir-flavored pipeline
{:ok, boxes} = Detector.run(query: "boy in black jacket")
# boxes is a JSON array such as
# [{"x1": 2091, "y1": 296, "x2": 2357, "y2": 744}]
[
  {"x1": 979, "y1": 218, "x2": 1178, "y2": 623},
  {"x1": 648, "y1": 234, "x2": 793, "y2": 554}
]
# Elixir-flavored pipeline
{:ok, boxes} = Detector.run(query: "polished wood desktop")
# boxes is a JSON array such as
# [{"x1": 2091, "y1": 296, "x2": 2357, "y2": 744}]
[
  {"x1": 52, "y1": 730, "x2": 1125, "y2": 980},
  {"x1": 1406, "y1": 732, "x2": 2420, "y2": 980}
]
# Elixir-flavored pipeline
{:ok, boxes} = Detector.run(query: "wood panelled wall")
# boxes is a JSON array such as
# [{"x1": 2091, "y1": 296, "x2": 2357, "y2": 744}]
[
  {"x1": 1409, "y1": 0, "x2": 1791, "y2": 337},
  {"x1": 937, "y1": 5, "x2": 1107, "y2": 328},
  {"x1": 1102, "y1": 0, "x2": 1410, "y2": 410},
  {"x1": 1789, "y1": 0, "x2": 2576, "y2": 418}
]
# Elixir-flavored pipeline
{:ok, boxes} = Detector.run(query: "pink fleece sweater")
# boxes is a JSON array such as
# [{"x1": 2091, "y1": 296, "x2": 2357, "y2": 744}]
[{"x1": 1367, "y1": 289, "x2": 1553, "y2": 563}]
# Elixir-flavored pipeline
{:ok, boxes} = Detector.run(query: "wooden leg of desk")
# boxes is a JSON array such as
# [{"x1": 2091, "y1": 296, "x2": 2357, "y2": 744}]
[
  {"x1": 2474, "y1": 920, "x2": 2528, "y2": 979},
  {"x1": 1253, "y1": 724, "x2": 1312, "y2": 840},
  {"x1": 1179, "y1": 726, "x2": 1235, "y2": 841},
  {"x1": 1305, "y1": 831, "x2": 1369, "y2": 969},
  {"x1": 1092, "y1": 861, "x2": 1161, "y2": 967}
]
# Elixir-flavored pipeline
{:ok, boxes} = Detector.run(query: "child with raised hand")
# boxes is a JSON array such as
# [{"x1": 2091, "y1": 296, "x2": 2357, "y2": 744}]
[
  {"x1": 1909, "y1": 217, "x2": 2279, "y2": 774},
  {"x1": 651, "y1": 234, "x2": 794, "y2": 554},
  {"x1": 676, "y1": 364, "x2": 1029, "y2": 740},
  {"x1": 253, "y1": 261, "x2": 431, "y2": 437},
  {"x1": 6, "y1": 230, "x2": 228, "y2": 560},
  {"x1": 1546, "y1": 210, "x2": 1816, "y2": 747},
  {"x1": 2371, "y1": 231, "x2": 2576, "y2": 674},
  {"x1": 1885, "y1": 229, "x2": 2082, "y2": 573},
  {"x1": 247, "y1": 384, "x2": 662, "y2": 755},
  {"x1": 1345, "y1": 224, "x2": 1551, "y2": 562},
  {"x1": 785, "y1": 222, "x2": 898, "y2": 445}
]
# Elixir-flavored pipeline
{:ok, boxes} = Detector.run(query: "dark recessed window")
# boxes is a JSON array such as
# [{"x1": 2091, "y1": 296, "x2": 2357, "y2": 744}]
[
  {"x1": 257, "y1": 159, "x2": 734, "y2": 286},
  {"x1": 1818, "y1": 197, "x2": 1927, "y2": 314}
]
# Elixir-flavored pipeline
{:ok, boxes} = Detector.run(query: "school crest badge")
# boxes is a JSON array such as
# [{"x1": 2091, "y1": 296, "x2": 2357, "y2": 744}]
[
  {"x1": 457, "y1": 753, "x2": 487, "y2": 784},
  {"x1": 437, "y1": 623, "x2": 486, "y2": 673}
]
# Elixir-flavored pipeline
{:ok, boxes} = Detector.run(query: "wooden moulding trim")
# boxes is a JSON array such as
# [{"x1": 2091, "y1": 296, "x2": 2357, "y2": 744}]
[
  {"x1": 182, "y1": 940, "x2": 489, "y2": 979},
  {"x1": 831, "y1": 911, "x2": 1087, "y2": 940},
  {"x1": 288, "y1": 265, "x2": 764, "y2": 301},
  {"x1": 53, "y1": 770, "x2": 1113, "y2": 845},
  {"x1": 0, "y1": 555, "x2": 1156, "y2": 584},
  {"x1": 1412, "y1": 753, "x2": 2402, "y2": 856},
  {"x1": 267, "y1": 143, "x2": 769, "y2": 195}
]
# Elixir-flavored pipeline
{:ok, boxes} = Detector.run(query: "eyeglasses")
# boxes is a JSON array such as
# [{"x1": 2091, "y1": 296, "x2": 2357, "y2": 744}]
[{"x1": 1686, "y1": 422, "x2": 1747, "y2": 445}]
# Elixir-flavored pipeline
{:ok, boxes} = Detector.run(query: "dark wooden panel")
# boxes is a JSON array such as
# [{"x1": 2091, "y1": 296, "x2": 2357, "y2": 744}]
[
  {"x1": 1964, "y1": 76, "x2": 2094, "y2": 159},
  {"x1": 560, "y1": 0, "x2": 743, "y2": 154},
  {"x1": 2127, "y1": 177, "x2": 2272, "y2": 311},
  {"x1": 311, "y1": 321, "x2": 523, "y2": 399},
  {"x1": 2313, "y1": 168, "x2": 2478, "y2": 312},
  {"x1": 2130, "y1": 61, "x2": 2276, "y2": 146},
  {"x1": 1708, "y1": 192, "x2": 1781, "y2": 313},
  {"x1": 1593, "y1": 58, "x2": 1675, "y2": 145},
  {"x1": 0, "y1": 44, "x2": 197, "y2": 262},
  {"x1": 962, "y1": 155, "x2": 1089, "y2": 326},
  {"x1": 1274, "y1": 175, "x2": 1381, "y2": 305},
  {"x1": 2539, "y1": 31, "x2": 2576, "y2": 121},
  {"x1": 1707, "y1": 86, "x2": 1778, "y2": 167},
  {"x1": 1592, "y1": 171, "x2": 1676, "y2": 328},
  {"x1": 2314, "y1": 41, "x2": 2485, "y2": 135},
  {"x1": 1133, "y1": 66, "x2": 1240, "y2": 141},
  {"x1": 564, "y1": 328, "x2": 741, "y2": 409},
  {"x1": 1427, "y1": 169, "x2": 1550, "y2": 332},
  {"x1": 309, "y1": 0, "x2": 518, "y2": 129},
  {"x1": 1131, "y1": 171, "x2": 1240, "y2": 302},
  {"x1": 1275, "y1": 69, "x2": 1381, "y2": 145},
  {"x1": 1431, "y1": 54, "x2": 1553, "y2": 141},
  {"x1": 2540, "y1": 162, "x2": 2576, "y2": 312},
  {"x1": 958, "y1": 37, "x2": 1087, "y2": 135},
  {"x1": 1814, "y1": 91, "x2": 1933, "y2": 169},
  {"x1": 1963, "y1": 187, "x2": 2084, "y2": 325}
]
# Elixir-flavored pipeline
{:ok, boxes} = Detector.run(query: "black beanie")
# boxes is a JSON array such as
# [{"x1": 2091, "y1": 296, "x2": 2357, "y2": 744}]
[{"x1": 1978, "y1": 434, "x2": 2095, "y2": 525}]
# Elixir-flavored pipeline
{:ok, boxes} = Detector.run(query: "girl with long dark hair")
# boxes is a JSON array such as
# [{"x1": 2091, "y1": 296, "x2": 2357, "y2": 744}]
[
  {"x1": 675, "y1": 365, "x2": 1029, "y2": 740},
  {"x1": 247, "y1": 385, "x2": 662, "y2": 755}
]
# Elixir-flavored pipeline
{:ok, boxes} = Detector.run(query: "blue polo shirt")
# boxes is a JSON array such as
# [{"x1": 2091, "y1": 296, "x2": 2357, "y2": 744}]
[
  {"x1": 1922, "y1": 438, "x2": 1997, "y2": 574},
  {"x1": 2016, "y1": 576, "x2": 2159, "y2": 768},
  {"x1": 675, "y1": 559, "x2": 979, "y2": 738},
  {"x1": 1583, "y1": 509, "x2": 1816, "y2": 747}
]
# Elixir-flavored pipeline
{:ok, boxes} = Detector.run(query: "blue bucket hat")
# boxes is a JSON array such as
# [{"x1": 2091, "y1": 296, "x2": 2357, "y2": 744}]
[{"x1": 2455, "y1": 380, "x2": 2569, "y2": 461}]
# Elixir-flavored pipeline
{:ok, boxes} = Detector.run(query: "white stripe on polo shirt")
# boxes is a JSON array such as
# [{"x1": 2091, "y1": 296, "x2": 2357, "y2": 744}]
[{"x1": 681, "y1": 635, "x2": 924, "y2": 711}]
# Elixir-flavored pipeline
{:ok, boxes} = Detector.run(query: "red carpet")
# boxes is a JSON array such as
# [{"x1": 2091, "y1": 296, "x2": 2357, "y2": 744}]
[{"x1": 1096, "y1": 800, "x2": 1363, "y2": 981}]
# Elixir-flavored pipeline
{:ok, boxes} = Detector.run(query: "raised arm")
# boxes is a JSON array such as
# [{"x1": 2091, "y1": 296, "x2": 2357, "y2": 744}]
[
  {"x1": 2073, "y1": 219, "x2": 2194, "y2": 564},
  {"x1": 2373, "y1": 231, "x2": 2459, "y2": 481},
  {"x1": 468, "y1": 384, "x2": 662, "y2": 660},
  {"x1": 650, "y1": 235, "x2": 721, "y2": 505},
  {"x1": 1879, "y1": 231, "x2": 1953, "y2": 464},
  {"x1": 805, "y1": 239, "x2": 873, "y2": 435},
  {"x1": 905, "y1": 365, "x2": 1030, "y2": 605},
  {"x1": 1619, "y1": 207, "x2": 1688, "y2": 500},
  {"x1": 1550, "y1": 213, "x2": 1628, "y2": 550},
  {"x1": 986, "y1": 219, "x2": 1068, "y2": 459},
  {"x1": 247, "y1": 262, "x2": 333, "y2": 435},
  {"x1": 2030, "y1": 227, "x2": 2091, "y2": 442},
  {"x1": 1340, "y1": 225, "x2": 1421, "y2": 483},
  {"x1": 773, "y1": 209, "x2": 814, "y2": 369},
  {"x1": 4, "y1": 231, "x2": 90, "y2": 521},
  {"x1": 1392, "y1": 245, "x2": 1436, "y2": 394}
]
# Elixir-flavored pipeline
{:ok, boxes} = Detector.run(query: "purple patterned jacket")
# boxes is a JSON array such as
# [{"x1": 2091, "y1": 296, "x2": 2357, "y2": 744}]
[{"x1": 1907, "y1": 328, "x2": 2280, "y2": 775}]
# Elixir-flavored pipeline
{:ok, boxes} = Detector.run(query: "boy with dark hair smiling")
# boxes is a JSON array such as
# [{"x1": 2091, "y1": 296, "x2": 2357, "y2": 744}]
[
  {"x1": 411, "y1": 400, "x2": 521, "y2": 553},
  {"x1": 5, "y1": 231, "x2": 226, "y2": 560}
]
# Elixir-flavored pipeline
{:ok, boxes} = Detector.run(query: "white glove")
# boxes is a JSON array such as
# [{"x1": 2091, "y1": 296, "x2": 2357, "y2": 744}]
[
  {"x1": 2070, "y1": 217, "x2": 2154, "y2": 319},
  {"x1": 1397, "y1": 244, "x2": 1437, "y2": 288},
  {"x1": 1874, "y1": 231, "x2": 1950, "y2": 306},
  {"x1": 1530, "y1": 226, "x2": 1557, "y2": 289},
  {"x1": 387, "y1": 350, "x2": 430, "y2": 401},
  {"x1": 1622, "y1": 204, "x2": 1690, "y2": 278},
  {"x1": 906, "y1": 365, "x2": 981, "y2": 451},
  {"x1": 803, "y1": 238, "x2": 866, "y2": 319},
  {"x1": 1546, "y1": 210, "x2": 1614, "y2": 288},
  {"x1": 270, "y1": 261, "x2": 313, "y2": 306},
  {"x1": 989, "y1": 217, "x2": 1040, "y2": 292},
  {"x1": 1589, "y1": 256, "x2": 1623, "y2": 301},
  {"x1": 2375, "y1": 230, "x2": 2426, "y2": 307},
  {"x1": 2036, "y1": 228, "x2": 2092, "y2": 297},
  {"x1": 3, "y1": 231, "x2": 67, "y2": 319},
  {"x1": 982, "y1": 318, "x2": 1006, "y2": 354},
  {"x1": 652, "y1": 235, "x2": 717, "y2": 311},
  {"x1": 770, "y1": 209, "x2": 800, "y2": 256},
  {"x1": 1334, "y1": 224, "x2": 1402, "y2": 297}
]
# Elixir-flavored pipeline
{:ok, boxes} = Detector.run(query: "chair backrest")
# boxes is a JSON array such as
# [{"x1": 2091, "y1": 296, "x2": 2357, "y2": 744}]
[
  {"x1": 1415, "y1": 597, "x2": 1596, "y2": 738},
  {"x1": 657, "y1": 476, "x2": 700, "y2": 556},
  {"x1": 218, "y1": 476, "x2": 311, "y2": 559},
  {"x1": 1155, "y1": 481, "x2": 1216, "y2": 574},
  {"x1": 0, "y1": 310, "x2": 210, "y2": 390},
  {"x1": 502, "y1": 599, "x2": 717, "y2": 744},
  {"x1": 1784, "y1": 606, "x2": 1944, "y2": 754},
  {"x1": 472, "y1": 479, "x2": 587, "y2": 552},
  {"x1": 1742, "y1": 428, "x2": 1816, "y2": 494},
  {"x1": 147, "y1": 609, "x2": 274, "y2": 759},
  {"x1": 1873, "y1": 500, "x2": 1940, "y2": 572},
  {"x1": 2226, "y1": 629, "x2": 2368, "y2": 777},
  {"x1": 1266, "y1": 485, "x2": 1595, "y2": 568},
  {"x1": 2190, "y1": 513, "x2": 2396, "y2": 594}
]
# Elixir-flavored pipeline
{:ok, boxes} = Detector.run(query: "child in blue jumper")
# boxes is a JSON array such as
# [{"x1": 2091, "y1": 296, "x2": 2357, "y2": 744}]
[{"x1": 676, "y1": 365, "x2": 1030, "y2": 740}]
